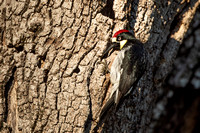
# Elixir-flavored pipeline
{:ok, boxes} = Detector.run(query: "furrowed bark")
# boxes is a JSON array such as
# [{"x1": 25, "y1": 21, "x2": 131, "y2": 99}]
[{"x1": 0, "y1": 0, "x2": 199, "y2": 132}]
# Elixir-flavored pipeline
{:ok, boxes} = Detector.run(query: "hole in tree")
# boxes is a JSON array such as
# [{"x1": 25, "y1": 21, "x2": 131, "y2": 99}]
[
  {"x1": 15, "y1": 45, "x2": 24, "y2": 52},
  {"x1": 74, "y1": 67, "x2": 80, "y2": 74}
]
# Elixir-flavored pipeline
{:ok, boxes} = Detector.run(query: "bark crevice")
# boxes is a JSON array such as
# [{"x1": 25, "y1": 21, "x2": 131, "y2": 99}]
[{"x1": 4, "y1": 67, "x2": 16, "y2": 123}]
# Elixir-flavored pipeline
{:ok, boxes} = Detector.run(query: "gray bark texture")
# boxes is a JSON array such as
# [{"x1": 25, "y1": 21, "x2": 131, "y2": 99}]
[{"x1": 0, "y1": 0, "x2": 199, "y2": 133}]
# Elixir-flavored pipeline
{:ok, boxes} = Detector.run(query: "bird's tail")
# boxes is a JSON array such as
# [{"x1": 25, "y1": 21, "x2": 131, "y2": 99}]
[{"x1": 99, "y1": 94, "x2": 115, "y2": 119}]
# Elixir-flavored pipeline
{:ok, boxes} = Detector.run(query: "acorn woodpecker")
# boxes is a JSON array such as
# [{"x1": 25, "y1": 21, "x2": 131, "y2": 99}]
[{"x1": 100, "y1": 29, "x2": 147, "y2": 118}]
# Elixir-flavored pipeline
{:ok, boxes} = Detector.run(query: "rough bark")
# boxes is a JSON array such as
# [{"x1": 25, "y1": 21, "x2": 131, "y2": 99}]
[
  {"x1": 151, "y1": 8, "x2": 200, "y2": 133},
  {"x1": 0, "y1": 0, "x2": 199, "y2": 133}
]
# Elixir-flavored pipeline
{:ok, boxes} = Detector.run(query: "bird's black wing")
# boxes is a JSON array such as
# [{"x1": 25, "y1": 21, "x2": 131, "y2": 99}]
[{"x1": 116, "y1": 43, "x2": 147, "y2": 106}]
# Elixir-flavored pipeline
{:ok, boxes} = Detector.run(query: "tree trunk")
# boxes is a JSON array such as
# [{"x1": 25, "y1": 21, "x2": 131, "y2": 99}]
[
  {"x1": 0, "y1": 0, "x2": 199, "y2": 133},
  {"x1": 152, "y1": 7, "x2": 200, "y2": 133}
]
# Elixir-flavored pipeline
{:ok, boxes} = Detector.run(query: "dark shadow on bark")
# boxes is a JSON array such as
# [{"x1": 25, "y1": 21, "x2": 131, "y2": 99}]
[
  {"x1": 84, "y1": 66, "x2": 95, "y2": 133},
  {"x1": 4, "y1": 67, "x2": 16, "y2": 122},
  {"x1": 152, "y1": 2, "x2": 200, "y2": 132},
  {"x1": 100, "y1": 0, "x2": 115, "y2": 19},
  {"x1": 154, "y1": 86, "x2": 200, "y2": 133}
]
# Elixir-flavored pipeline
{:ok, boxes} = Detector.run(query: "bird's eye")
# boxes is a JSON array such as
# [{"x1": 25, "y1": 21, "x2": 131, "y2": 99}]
[{"x1": 117, "y1": 36, "x2": 122, "y2": 41}]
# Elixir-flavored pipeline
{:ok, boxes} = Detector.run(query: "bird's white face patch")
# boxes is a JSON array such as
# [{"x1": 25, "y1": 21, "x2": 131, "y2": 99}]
[{"x1": 111, "y1": 37, "x2": 117, "y2": 43}]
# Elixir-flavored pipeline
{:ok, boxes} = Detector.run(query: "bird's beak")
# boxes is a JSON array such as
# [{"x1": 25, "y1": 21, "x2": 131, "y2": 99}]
[
  {"x1": 120, "y1": 40, "x2": 127, "y2": 50},
  {"x1": 112, "y1": 37, "x2": 127, "y2": 50},
  {"x1": 101, "y1": 42, "x2": 119, "y2": 59}
]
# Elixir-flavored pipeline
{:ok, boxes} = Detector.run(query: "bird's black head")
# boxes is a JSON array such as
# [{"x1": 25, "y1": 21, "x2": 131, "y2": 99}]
[
  {"x1": 101, "y1": 29, "x2": 136, "y2": 59},
  {"x1": 112, "y1": 29, "x2": 136, "y2": 49}
]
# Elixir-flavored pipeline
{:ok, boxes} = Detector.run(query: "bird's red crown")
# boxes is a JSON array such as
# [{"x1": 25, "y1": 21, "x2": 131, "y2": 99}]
[{"x1": 113, "y1": 29, "x2": 129, "y2": 37}]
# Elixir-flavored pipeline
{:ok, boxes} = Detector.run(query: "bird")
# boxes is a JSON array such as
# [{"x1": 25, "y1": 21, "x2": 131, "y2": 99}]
[{"x1": 99, "y1": 29, "x2": 148, "y2": 118}]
